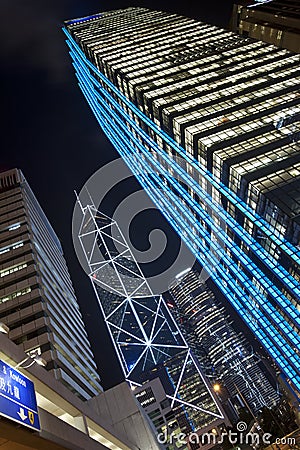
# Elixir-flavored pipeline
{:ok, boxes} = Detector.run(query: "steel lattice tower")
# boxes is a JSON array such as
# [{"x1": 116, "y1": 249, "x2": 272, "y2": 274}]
[{"x1": 76, "y1": 199, "x2": 228, "y2": 433}]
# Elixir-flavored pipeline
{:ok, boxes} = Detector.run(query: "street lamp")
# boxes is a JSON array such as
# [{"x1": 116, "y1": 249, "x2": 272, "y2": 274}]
[
  {"x1": 0, "y1": 322, "x2": 9, "y2": 334},
  {"x1": 213, "y1": 383, "x2": 221, "y2": 393}
]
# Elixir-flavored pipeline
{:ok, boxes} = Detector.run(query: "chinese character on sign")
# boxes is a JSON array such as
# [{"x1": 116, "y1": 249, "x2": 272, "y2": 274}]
[
  {"x1": 0, "y1": 377, "x2": 6, "y2": 392},
  {"x1": 14, "y1": 386, "x2": 20, "y2": 400},
  {"x1": 7, "y1": 381, "x2": 13, "y2": 396}
]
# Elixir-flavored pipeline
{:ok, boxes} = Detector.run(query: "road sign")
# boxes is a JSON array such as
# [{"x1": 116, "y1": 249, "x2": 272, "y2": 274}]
[{"x1": 0, "y1": 359, "x2": 40, "y2": 431}]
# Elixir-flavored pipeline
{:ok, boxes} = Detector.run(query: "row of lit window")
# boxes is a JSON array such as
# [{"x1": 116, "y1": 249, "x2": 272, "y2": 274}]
[
  {"x1": 0, "y1": 262, "x2": 28, "y2": 278},
  {"x1": 145, "y1": 43, "x2": 270, "y2": 102},
  {"x1": 77, "y1": 10, "x2": 182, "y2": 44},
  {"x1": 211, "y1": 115, "x2": 297, "y2": 161},
  {"x1": 223, "y1": 47, "x2": 294, "y2": 77},
  {"x1": 92, "y1": 19, "x2": 208, "y2": 65},
  {"x1": 0, "y1": 287, "x2": 32, "y2": 305},
  {"x1": 170, "y1": 72, "x2": 300, "y2": 134},
  {"x1": 123, "y1": 32, "x2": 242, "y2": 86},
  {"x1": 111, "y1": 28, "x2": 227, "y2": 77},
  {"x1": 168, "y1": 72, "x2": 300, "y2": 127},
  {"x1": 84, "y1": 10, "x2": 186, "y2": 36},
  {"x1": 134, "y1": 52, "x2": 221, "y2": 87},
  {"x1": 252, "y1": 162, "x2": 300, "y2": 193},
  {"x1": 145, "y1": 63, "x2": 223, "y2": 102},
  {"x1": 154, "y1": 49, "x2": 286, "y2": 110},
  {"x1": 0, "y1": 221, "x2": 21, "y2": 234},
  {"x1": 201, "y1": 118, "x2": 266, "y2": 149},
  {"x1": 88, "y1": 19, "x2": 219, "y2": 67},
  {"x1": 226, "y1": 132, "x2": 300, "y2": 179},
  {"x1": 172, "y1": 46, "x2": 286, "y2": 107},
  {"x1": 228, "y1": 140, "x2": 300, "y2": 189},
  {"x1": 89, "y1": 17, "x2": 200, "y2": 66},
  {"x1": 0, "y1": 241, "x2": 24, "y2": 255},
  {"x1": 184, "y1": 90, "x2": 298, "y2": 142},
  {"x1": 150, "y1": 40, "x2": 262, "y2": 95}
]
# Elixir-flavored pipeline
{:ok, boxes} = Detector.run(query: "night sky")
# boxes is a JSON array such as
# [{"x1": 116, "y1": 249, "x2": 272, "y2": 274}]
[{"x1": 1, "y1": 0, "x2": 237, "y2": 389}]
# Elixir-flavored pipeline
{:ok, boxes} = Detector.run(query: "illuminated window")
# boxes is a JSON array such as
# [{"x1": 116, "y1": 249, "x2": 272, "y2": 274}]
[
  {"x1": 0, "y1": 287, "x2": 32, "y2": 304},
  {"x1": 0, "y1": 263, "x2": 28, "y2": 278}
]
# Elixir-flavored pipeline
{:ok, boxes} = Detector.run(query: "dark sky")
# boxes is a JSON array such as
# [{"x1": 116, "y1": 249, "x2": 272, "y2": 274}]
[{"x1": 1, "y1": 0, "x2": 236, "y2": 389}]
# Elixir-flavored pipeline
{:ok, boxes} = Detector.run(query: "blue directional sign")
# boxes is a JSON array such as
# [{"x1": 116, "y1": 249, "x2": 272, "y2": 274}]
[{"x1": 0, "y1": 360, "x2": 40, "y2": 431}]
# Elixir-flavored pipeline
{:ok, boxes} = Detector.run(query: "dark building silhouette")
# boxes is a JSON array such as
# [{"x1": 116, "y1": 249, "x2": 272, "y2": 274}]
[{"x1": 230, "y1": 0, "x2": 300, "y2": 53}]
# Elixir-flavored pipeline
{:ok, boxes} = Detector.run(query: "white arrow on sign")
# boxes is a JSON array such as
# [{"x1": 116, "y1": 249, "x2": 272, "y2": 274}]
[{"x1": 17, "y1": 408, "x2": 27, "y2": 421}]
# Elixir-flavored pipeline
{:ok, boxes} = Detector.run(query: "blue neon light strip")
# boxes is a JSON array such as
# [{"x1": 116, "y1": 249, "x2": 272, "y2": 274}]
[
  {"x1": 76, "y1": 79, "x2": 300, "y2": 390},
  {"x1": 65, "y1": 13, "x2": 102, "y2": 26},
  {"x1": 67, "y1": 38, "x2": 300, "y2": 313},
  {"x1": 63, "y1": 27, "x2": 300, "y2": 267},
  {"x1": 70, "y1": 48, "x2": 300, "y2": 331}
]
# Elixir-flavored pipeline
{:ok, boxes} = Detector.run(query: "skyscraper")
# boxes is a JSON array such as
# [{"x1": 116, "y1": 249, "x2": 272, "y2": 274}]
[
  {"x1": 0, "y1": 169, "x2": 102, "y2": 400},
  {"x1": 74, "y1": 196, "x2": 230, "y2": 441},
  {"x1": 168, "y1": 269, "x2": 280, "y2": 415},
  {"x1": 64, "y1": 7, "x2": 300, "y2": 395}
]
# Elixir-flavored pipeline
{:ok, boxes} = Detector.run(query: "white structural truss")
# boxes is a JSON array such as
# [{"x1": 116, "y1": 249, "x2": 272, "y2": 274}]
[{"x1": 77, "y1": 199, "x2": 224, "y2": 421}]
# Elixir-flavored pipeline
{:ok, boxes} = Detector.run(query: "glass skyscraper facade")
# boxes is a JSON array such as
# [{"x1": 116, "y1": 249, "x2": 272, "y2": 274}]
[
  {"x1": 64, "y1": 7, "x2": 300, "y2": 395},
  {"x1": 169, "y1": 269, "x2": 280, "y2": 415},
  {"x1": 0, "y1": 169, "x2": 102, "y2": 400}
]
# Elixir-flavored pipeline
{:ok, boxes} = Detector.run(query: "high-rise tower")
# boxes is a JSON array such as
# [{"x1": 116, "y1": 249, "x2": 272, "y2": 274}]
[
  {"x1": 169, "y1": 269, "x2": 280, "y2": 415},
  {"x1": 64, "y1": 7, "x2": 300, "y2": 396},
  {"x1": 0, "y1": 169, "x2": 102, "y2": 400}
]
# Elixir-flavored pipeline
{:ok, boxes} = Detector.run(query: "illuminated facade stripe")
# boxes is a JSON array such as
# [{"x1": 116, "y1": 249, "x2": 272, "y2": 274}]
[{"x1": 64, "y1": 8, "x2": 300, "y2": 393}]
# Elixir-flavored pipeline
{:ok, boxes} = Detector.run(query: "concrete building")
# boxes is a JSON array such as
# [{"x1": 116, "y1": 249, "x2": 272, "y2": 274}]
[
  {"x1": 230, "y1": 0, "x2": 300, "y2": 53},
  {"x1": 0, "y1": 168, "x2": 102, "y2": 400},
  {"x1": 64, "y1": 6, "x2": 300, "y2": 399},
  {"x1": 0, "y1": 332, "x2": 161, "y2": 450}
]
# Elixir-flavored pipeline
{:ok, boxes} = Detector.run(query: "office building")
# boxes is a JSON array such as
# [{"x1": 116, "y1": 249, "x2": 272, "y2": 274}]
[
  {"x1": 74, "y1": 195, "x2": 230, "y2": 443},
  {"x1": 64, "y1": 7, "x2": 300, "y2": 395},
  {"x1": 0, "y1": 168, "x2": 102, "y2": 400},
  {"x1": 230, "y1": 0, "x2": 300, "y2": 53},
  {"x1": 134, "y1": 377, "x2": 229, "y2": 450},
  {"x1": 135, "y1": 378, "x2": 189, "y2": 449},
  {"x1": 169, "y1": 269, "x2": 280, "y2": 415}
]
